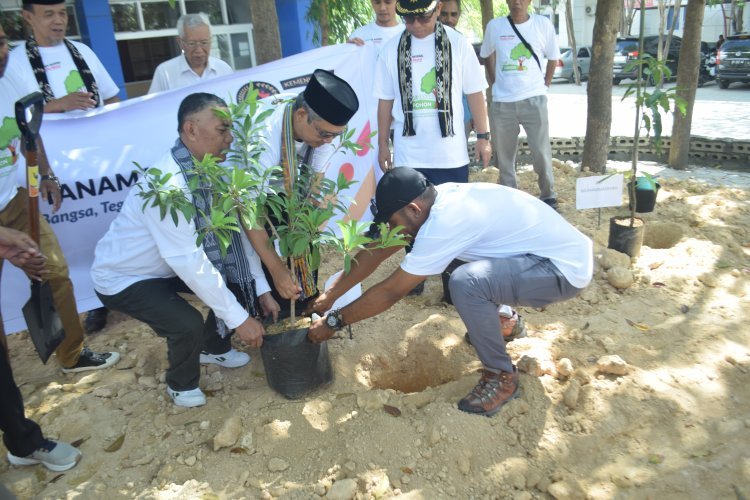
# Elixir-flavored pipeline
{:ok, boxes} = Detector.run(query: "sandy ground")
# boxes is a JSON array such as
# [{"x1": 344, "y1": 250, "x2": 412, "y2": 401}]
[{"x1": 1, "y1": 161, "x2": 749, "y2": 500}]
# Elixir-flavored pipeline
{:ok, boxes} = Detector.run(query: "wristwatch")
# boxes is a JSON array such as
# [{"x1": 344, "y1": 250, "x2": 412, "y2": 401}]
[
  {"x1": 476, "y1": 132, "x2": 490, "y2": 140},
  {"x1": 326, "y1": 309, "x2": 345, "y2": 331}
]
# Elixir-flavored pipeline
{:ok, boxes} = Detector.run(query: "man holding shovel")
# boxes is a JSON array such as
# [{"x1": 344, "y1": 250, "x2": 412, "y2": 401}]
[
  {"x1": 6, "y1": 0, "x2": 122, "y2": 334},
  {"x1": 0, "y1": 225, "x2": 82, "y2": 472},
  {"x1": 0, "y1": 24, "x2": 119, "y2": 374}
]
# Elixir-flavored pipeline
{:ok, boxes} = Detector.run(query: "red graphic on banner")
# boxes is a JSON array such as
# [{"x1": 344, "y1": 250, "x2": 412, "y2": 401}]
[
  {"x1": 339, "y1": 162, "x2": 354, "y2": 181},
  {"x1": 356, "y1": 121, "x2": 372, "y2": 157}
]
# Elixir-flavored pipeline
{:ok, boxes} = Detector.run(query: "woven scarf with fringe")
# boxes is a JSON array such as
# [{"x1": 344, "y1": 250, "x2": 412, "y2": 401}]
[
  {"x1": 397, "y1": 21, "x2": 453, "y2": 137},
  {"x1": 279, "y1": 103, "x2": 317, "y2": 300},
  {"x1": 25, "y1": 36, "x2": 100, "y2": 105},
  {"x1": 171, "y1": 138, "x2": 257, "y2": 338}
]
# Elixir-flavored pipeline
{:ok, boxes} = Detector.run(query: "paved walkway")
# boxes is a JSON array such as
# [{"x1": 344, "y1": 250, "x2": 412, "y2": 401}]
[
  {"x1": 546, "y1": 83, "x2": 750, "y2": 140},
  {"x1": 539, "y1": 82, "x2": 750, "y2": 188}
]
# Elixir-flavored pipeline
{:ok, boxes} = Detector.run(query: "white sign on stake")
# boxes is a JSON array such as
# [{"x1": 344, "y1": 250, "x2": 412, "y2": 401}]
[{"x1": 576, "y1": 174, "x2": 623, "y2": 210}]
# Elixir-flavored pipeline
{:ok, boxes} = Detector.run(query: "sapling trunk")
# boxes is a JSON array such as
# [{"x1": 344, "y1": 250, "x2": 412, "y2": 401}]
[{"x1": 630, "y1": 0, "x2": 647, "y2": 228}]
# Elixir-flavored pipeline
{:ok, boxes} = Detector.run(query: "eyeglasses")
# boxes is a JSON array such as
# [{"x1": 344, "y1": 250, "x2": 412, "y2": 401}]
[
  {"x1": 312, "y1": 121, "x2": 344, "y2": 139},
  {"x1": 181, "y1": 39, "x2": 210, "y2": 49},
  {"x1": 403, "y1": 8, "x2": 436, "y2": 24}
]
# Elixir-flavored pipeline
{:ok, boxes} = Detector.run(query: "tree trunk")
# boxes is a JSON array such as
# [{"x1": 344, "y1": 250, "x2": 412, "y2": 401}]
[
  {"x1": 733, "y1": 0, "x2": 744, "y2": 32},
  {"x1": 581, "y1": 0, "x2": 623, "y2": 173},
  {"x1": 565, "y1": 0, "x2": 580, "y2": 84},
  {"x1": 250, "y1": 0, "x2": 282, "y2": 65},
  {"x1": 622, "y1": 0, "x2": 636, "y2": 35},
  {"x1": 657, "y1": 0, "x2": 666, "y2": 63},
  {"x1": 663, "y1": 0, "x2": 683, "y2": 63},
  {"x1": 668, "y1": 0, "x2": 706, "y2": 170},
  {"x1": 480, "y1": 0, "x2": 494, "y2": 103},
  {"x1": 480, "y1": 0, "x2": 494, "y2": 32},
  {"x1": 320, "y1": 2, "x2": 329, "y2": 46}
]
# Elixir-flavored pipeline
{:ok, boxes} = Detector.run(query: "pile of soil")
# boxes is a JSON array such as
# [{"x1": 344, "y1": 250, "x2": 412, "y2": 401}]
[{"x1": 1, "y1": 161, "x2": 749, "y2": 499}]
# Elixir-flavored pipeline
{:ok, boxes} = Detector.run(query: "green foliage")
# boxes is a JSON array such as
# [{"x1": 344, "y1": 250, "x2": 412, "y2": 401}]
[
  {"x1": 622, "y1": 54, "x2": 687, "y2": 154},
  {"x1": 305, "y1": 0, "x2": 374, "y2": 45},
  {"x1": 618, "y1": 8, "x2": 687, "y2": 226},
  {"x1": 454, "y1": 0, "x2": 510, "y2": 41},
  {"x1": 135, "y1": 84, "x2": 406, "y2": 282}
]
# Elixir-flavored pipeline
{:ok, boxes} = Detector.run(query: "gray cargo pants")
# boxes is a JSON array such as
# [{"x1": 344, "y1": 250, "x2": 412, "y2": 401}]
[
  {"x1": 490, "y1": 95, "x2": 557, "y2": 201},
  {"x1": 449, "y1": 254, "x2": 583, "y2": 373}
]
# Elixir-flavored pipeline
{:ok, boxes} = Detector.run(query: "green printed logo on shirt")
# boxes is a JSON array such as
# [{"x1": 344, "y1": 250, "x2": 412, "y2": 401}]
[
  {"x1": 413, "y1": 67, "x2": 438, "y2": 111},
  {"x1": 503, "y1": 43, "x2": 533, "y2": 72},
  {"x1": 0, "y1": 117, "x2": 21, "y2": 168},
  {"x1": 65, "y1": 70, "x2": 85, "y2": 94},
  {"x1": 421, "y1": 67, "x2": 436, "y2": 94}
]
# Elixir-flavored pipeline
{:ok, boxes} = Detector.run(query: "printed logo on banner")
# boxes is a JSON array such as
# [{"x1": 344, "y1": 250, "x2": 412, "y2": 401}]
[{"x1": 236, "y1": 81, "x2": 280, "y2": 102}]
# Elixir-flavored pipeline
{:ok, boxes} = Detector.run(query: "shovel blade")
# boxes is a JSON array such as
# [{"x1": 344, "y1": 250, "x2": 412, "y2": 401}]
[{"x1": 22, "y1": 281, "x2": 64, "y2": 364}]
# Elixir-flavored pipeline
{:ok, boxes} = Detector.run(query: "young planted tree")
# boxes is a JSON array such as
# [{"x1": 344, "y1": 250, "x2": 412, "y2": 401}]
[
  {"x1": 136, "y1": 89, "x2": 406, "y2": 325},
  {"x1": 620, "y1": 3, "x2": 686, "y2": 224}
]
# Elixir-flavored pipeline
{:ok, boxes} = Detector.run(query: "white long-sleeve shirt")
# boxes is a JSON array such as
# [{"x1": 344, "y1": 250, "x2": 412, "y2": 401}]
[{"x1": 91, "y1": 151, "x2": 269, "y2": 329}]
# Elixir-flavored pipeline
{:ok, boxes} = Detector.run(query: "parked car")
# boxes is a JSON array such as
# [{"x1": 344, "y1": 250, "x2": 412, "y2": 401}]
[
  {"x1": 553, "y1": 46, "x2": 592, "y2": 82},
  {"x1": 717, "y1": 33, "x2": 750, "y2": 89},
  {"x1": 612, "y1": 35, "x2": 682, "y2": 85}
]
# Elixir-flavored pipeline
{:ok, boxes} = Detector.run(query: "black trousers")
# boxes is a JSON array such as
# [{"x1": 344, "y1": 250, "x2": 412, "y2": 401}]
[
  {"x1": 97, "y1": 277, "x2": 231, "y2": 391},
  {"x1": 0, "y1": 337, "x2": 44, "y2": 457}
]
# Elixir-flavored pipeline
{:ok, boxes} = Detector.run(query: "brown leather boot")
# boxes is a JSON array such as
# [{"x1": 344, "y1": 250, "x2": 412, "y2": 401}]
[{"x1": 458, "y1": 367, "x2": 519, "y2": 416}]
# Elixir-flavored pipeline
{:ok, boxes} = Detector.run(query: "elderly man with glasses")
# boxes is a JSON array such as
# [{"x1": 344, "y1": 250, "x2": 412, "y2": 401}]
[
  {"x1": 243, "y1": 69, "x2": 360, "y2": 319},
  {"x1": 148, "y1": 12, "x2": 233, "y2": 94}
]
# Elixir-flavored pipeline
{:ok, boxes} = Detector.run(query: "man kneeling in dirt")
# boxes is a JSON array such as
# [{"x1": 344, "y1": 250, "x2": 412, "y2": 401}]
[
  {"x1": 91, "y1": 93, "x2": 278, "y2": 408},
  {"x1": 308, "y1": 167, "x2": 593, "y2": 416}
]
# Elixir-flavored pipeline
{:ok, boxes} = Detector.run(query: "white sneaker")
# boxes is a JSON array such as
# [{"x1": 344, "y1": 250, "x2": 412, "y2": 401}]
[
  {"x1": 167, "y1": 386, "x2": 206, "y2": 407},
  {"x1": 7, "y1": 439, "x2": 81, "y2": 472},
  {"x1": 199, "y1": 349, "x2": 250, "y2": 368}
]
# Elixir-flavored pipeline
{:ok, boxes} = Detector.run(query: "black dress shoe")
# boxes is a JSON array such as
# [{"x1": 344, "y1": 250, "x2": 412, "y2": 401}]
[
  {"x1": 407, "y1": 281, "x2": 425, "y2": 296},
  {"x1": 84, "y1": 307, "x2": 109, "y2": 333},
  {"x1": 542, "y1": 198, "x2": 559, "y2": 211}
]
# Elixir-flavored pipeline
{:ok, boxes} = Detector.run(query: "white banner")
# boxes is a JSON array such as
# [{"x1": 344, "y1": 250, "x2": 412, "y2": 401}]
[{"x1": 2, "y1": 44, "x2": 381, "y2": 334}]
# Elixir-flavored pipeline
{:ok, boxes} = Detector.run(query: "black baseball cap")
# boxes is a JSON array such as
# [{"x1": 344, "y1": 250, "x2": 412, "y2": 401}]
[{"x1": 373, "y1": 167, "x2": 431, "y2": 224}]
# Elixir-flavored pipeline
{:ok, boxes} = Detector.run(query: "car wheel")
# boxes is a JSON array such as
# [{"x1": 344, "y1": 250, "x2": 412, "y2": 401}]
[
  {"x1": 718, "y1": 79, "x2": 729, "y2": 89},
  {"x1": 613, "y1": 78, "x2": 621, "y2": 85}
]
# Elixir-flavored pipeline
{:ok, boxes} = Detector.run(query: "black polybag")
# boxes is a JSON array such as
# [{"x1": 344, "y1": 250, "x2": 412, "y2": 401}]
[{"x1": 260, "y1": 328, "x2": 333, "y2": 399}]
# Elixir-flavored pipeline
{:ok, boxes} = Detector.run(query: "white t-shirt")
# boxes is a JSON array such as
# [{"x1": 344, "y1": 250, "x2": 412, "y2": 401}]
[
  {"x1": 480, "y1": 15, "x2": 561, "y2": 102},
  {"x1": 374, "y1": 27, "x2": 488, "y2": 169},
  {"x1": 7, "y1": 40, "x2": 120, "y2": 108},
  {"x1": 401, "y1": 182, "x2": 593, "y2": 289},
  {"x1": 0, "y1": 70, "x2": 42, "y2": 212},
  {"x1": 148, "y1": 54, "x2": 233, "y2": 94},
  {"x1": 91, "y1": 151, "x2": 270, "y2": 329},
  {"x1": 252, "y1": 97, "x2": 337, "y2": 183},
  {"x1": 349, "y1": 22, "x2": 405, "y2": 55}
]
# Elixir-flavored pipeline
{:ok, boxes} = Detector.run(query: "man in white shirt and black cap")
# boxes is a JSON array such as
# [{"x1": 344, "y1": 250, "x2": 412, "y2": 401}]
[
  {"x1": 307, "y1": 167, "x2": 593, "y2": 417},
  {"x1": 148, "y1": 12, "x2": 233, "y2": 94},
  {"x1": 245, "y1": 69, "x2": 360, "y2": 319}
]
